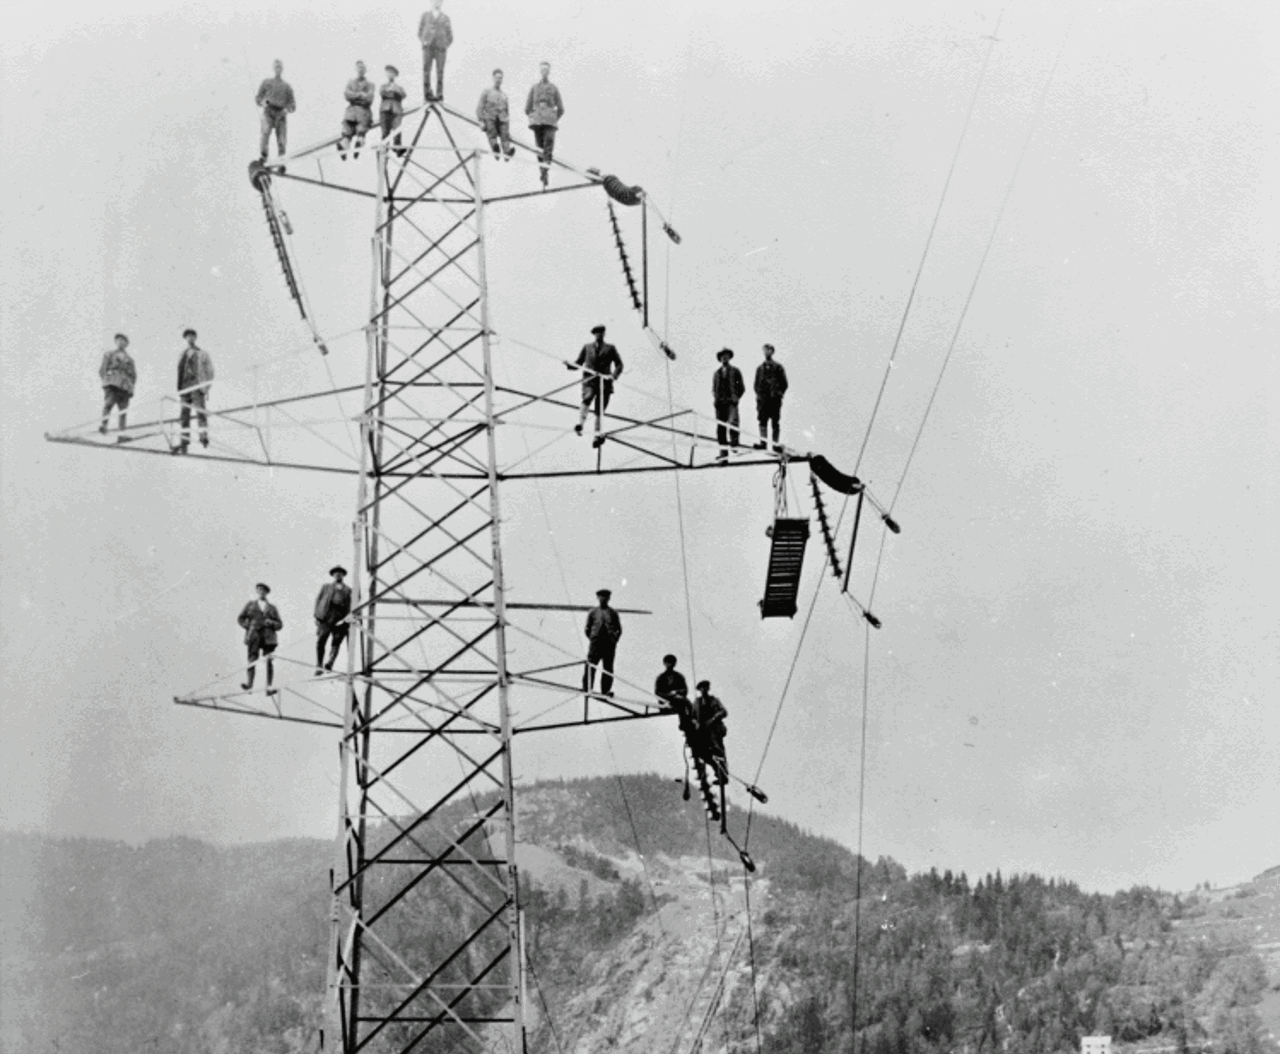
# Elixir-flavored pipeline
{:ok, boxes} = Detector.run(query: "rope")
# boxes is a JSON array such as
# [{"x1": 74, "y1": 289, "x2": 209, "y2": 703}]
[
  {"x1": 853, "y1": 10, "x2": 1004, "y2": 475},
  {"x1": 890, "y1": 22, "x2": 1071, "y2": 515},
  {"x1": 526, "y1": 957, "x2": 567, "y2": 1054},
  {"x1": 744, "y1": 875, "x2": 763, "y2": 1054},
  {"x1": 848, "y1": 612, "x2": 873, "y2": 1049},
  {"x1": 604, "y1": 735, "x2": 667, "y2": 934}
]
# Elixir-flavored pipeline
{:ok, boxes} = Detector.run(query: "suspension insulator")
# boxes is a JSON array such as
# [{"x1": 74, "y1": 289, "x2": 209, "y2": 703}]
[
  {"x1": 739, "y1": 849, "x2": 757, "y2": 873},
  {"x1": 863, "y1": 610, "x2": 882, "y2": 629},
  {"x1": 882, "y1": 513, "x2": 901, "y2": 534},
  {"x1": 746, "y1": 784, "x2": 768, "y2": 804},
  {"x1": 662, "y1": 222, "x2": 682, "y2": 245},
  {"x1": 810, "y1": 477, "x2": 844, "y2": 581},
  {"x1": 248, "y1": 159, "x2": 270, "y2": 191},
  {"x1": 601, "y1": 174, "x2": 645, "y2": 207}
]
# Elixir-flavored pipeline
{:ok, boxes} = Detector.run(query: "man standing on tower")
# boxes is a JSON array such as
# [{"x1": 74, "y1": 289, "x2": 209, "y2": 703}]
[
  {"x1": 566, "y1": 324, "x2": 623, "y2": 444},
  {"x1": 98, "y1": 333, "x2": 136, "y2": 438},
  {"x1": 692, "y1": 680, "x2": 729, "y2": 785},
  {"x1": 418, "y1": 0, "x2": 453, "y2": 103},
  {"x1": 238, "y1": 582, "x2": 283, "y2": 693},
  {"x1": 339, "y1": 61, "x2": 375, "y2": 160},
  {"x1": 525, "y1": 62, "x2": 564, "y2": 188},
  {"x1": 314, "y1": 565, "x2": 353, "y2": 674},
  {"x1": 255, "y1": 59, "x2": 296, "y2": 168},
  {"x1": 711, "y1": 347, "x2": 745, "y2": 462},
  {"x1": 175, "y1": 328, "x2": 213, "y2": 454},
  {"x1": 753, "y1": 342, "x2": 788, "y2": 452},
  {"x1": 583, "y1": 589, "x2": 622, "y2": 698},
  {"x1": 477, "y1": 69, "x2": 515, "y2": 160}
]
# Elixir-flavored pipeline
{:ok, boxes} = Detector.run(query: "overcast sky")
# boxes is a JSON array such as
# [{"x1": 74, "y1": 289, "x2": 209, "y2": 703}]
[{"x1": 2, "y1": 0, "x2": 1276, "y2": 895}]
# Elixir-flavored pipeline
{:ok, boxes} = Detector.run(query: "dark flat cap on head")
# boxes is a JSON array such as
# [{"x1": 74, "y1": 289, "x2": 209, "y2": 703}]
[
  {"x1": 385, "y1": 64, "x2": 399, "y2": 75},
  {"x1": 596, "y1": 588, "x2": 612, "y2": 598},
  {"x1": 591, "y1": 325, "x2": 606, "y2": 334},
  {"x1": 183, "y1": 328, "x2": 197, "y2": 338},
  {"x1": 330, "y1": 565, "x2": 348, "y2": 576},
  {"x1": 696, "y1": 680, "x2": 711, "y2": 692},
  {"x1": 716, "y1": 347, "x2": 734, "y2": 361},
  {"x1": 256, "y1": 582, "x2": 271, "y2": 593}
]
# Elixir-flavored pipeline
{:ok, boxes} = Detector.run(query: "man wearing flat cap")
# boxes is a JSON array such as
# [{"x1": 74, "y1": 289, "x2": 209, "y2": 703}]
[
  {"x1": 566, "y1": 325, "x2": 623, "y2": 445},
  {"x1": 314, "y1": 565, "x2": 353, "y2": 674},
  {"x1": 175, "y1": 327, "x2": 213, "y2": 454},
  {"x1": 583, "y1": 588, "x2": 623, "y2": 698},
  {"x1": 711, "y1": 347, "x2": 745, "y2": 462},
  {"x1": 238, "y1": 582, "x2": 283, "y2": 692}
]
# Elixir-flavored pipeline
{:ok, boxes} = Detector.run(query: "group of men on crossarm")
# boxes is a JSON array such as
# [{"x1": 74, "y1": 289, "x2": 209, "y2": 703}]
[{"x1": 96, "y1": 328, "x2": 214, "y2": 453}]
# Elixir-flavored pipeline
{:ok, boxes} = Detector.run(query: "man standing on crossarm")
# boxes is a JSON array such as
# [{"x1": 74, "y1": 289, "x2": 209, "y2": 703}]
[
  {"x1": 256, "y1": 59, "x2": 296, "y2": 168},
  {"x1": 566, "y1": 325, "x2": 623, "y2": 444},
  {"x1": 477, "y1": 69, "x2": 515, "y2": 160},
  {"x1": 379, "y1": 65, "x2": 407, "y2": 156},
  {"x1": 339, "y1": 61, "x2": 375, "y2": 160},
  {"x1": 418, "y1": 0, "x2": 452, "y2": 102},
  {"x1": 525, "y1": 62, "x2": 564, "y2": 188},
  {"x1": 175, "y1": 328, "x2": 213, "y2": 454},
  {"x1": 583, "y1": 589, "x2": 622, "y2": 698},
  {"x1": 238, "y1": 582, "x2": 283, "y2": 693},
  {"x1": 753, "y1": 342, "x2": 788, "y2": 452},
  {"x1": 711, "y1": 347, "x2": 745, "y2": 462},
  {"x1": 314, "y1": 565, "x2": 353, "y2": 674},
  {"x1": 99, "y1": 333, "x2": 136, "y2": 438}
]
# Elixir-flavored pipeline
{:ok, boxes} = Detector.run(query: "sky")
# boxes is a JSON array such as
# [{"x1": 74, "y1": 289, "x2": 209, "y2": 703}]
[{"x1": 1, "y1": 0, "x2": 1276, "y2": 895}]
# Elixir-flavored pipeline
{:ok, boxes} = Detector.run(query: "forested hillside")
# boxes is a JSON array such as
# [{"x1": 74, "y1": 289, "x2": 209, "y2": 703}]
[{"x1": 1, "y1": 777, "x2": 1275, "y2": 1054}]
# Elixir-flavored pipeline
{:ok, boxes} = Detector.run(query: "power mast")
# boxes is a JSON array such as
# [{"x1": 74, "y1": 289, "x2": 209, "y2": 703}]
[{"x1": 47, "y1": 104, "x2": 800, "y2": 1054}]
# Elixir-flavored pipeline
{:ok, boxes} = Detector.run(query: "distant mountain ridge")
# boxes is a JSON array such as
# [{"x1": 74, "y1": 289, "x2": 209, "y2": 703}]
[{"x1": 2, "y1": 776, "x2": 1277, "y2": 1054}]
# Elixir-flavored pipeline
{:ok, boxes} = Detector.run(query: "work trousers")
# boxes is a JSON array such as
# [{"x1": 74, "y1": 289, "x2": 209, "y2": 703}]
[
  {"x1": 482, "y1": 117, "x2": 512, "y2": 157},
  {"x1": 101, "y1": 386, "x2": 131, "y2": 431},
  {"x1": 260, "y1": 107, "x2": 287, "y2": 158},
  {"x1": 380, "y1": 112, "x2": 404, "y2": 154},
  {"x1": 245, "y1": 640, "x2": 276, "y2": 688},
  {"x1": 584, "y1": 639, "x2": 617, "y2": 696},
  {"x1": 579, "y1": 377, "x2": 613, "y2": 426},
  {"x1": 757, "y1": 396, "x2": 782, "y2": 445},
  {"x1": 316, "y1": 623, "x2": 349, "y2": 671},
  {"x1": 179, "y1": 389, "x2": 208, "y2": 445},
  {"x1": 423, "y1": 45, "x2": 447, "y2": 98},
  {"x1": 715, "y1": 400, "x2": 740, "y2": 451},
  {"x1": 532, "y1": 125, "x2": 557, "y2": 167}
]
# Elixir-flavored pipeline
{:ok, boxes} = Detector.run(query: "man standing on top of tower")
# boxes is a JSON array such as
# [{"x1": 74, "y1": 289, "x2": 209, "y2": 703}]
[
  {"x1": 418, "y1": 0, "x2": 452, "y2": 103},
  {"x1": 712, "y1": 347, "x2": 745, "y2": 462},
  {"x1": 583, "y1": 589, "x2": 622, "y2": 698},
  {"x1": 477, "y1": 69, "x2": 515, "y2": 161},
  {"x1": 380, "y1": 65, "x2": 408, "y2": 156},
  {"x1": 525, "y1": 62, "x2": 564, "y2": 189},
  {"x1": 175, "y1": 328, "x2": 213, "y2": 454},
  {"x1": 256, "y1": 59, "x2": 296, "y2": 169},
  {"x1": 314, "y1": 565, "x2": 353, "y2": 674},
  {"x1": 238, "y1": 582, "x2": 283, "y2": 693},
  {"x1": 566, "y1": 324, "x2": 623, "y2": 444},
  {"x1": 339, "y1": 61, "x2": 375, "y2": 161},
  {"x1": 98, "y1": 333, "x2": 136, "y2": 439},
  {"x1": 753, "y1": 342, "x2": 788, "y2": 452}
]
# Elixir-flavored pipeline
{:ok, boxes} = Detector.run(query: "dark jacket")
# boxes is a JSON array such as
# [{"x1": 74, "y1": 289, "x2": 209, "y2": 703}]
[
  {"x1": 695, "y1": 693, "x2": 727, "y2": 745},
  {"x1": 238, "y1": 599, "x2": 283, "y2": 647},
  {"x1": 525, "y1": 81, "x2": 564, "y2": 128},
  {"x1": 314, "y1": 581, "x2": 352, "y2": 625},
  {"x1": 754, "y1": 360, "x2": 788, "y2": 401},
  {"x1": 655, "y1": 668, "x2": 688, "y2": 703},
  {"x1": 177, "y1": 346, "x2": 214, "y2": 393},
  {"x1": 575, "y1": 341, "x2": 623, "y2": 379},
  {"x1": 585, "y1": 604, "x2": 622, "y2": 644},
  {"x1": 418, "y1": 10, "x2": 453, "y2": 48},
  {"x1": 380, "y1": 82, "x2": 407, "y2": 116},
  {"x1": 344, "y1": 77, "x2": 374, "y2": 120},
  {"x1": 712, "y1": 364, "x2": 745, "y2": 405}
]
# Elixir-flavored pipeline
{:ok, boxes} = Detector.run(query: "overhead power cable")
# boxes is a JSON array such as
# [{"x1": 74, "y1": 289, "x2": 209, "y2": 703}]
[{"x1": 853, "y1": 11, "x2": 1004, "y2": 476}]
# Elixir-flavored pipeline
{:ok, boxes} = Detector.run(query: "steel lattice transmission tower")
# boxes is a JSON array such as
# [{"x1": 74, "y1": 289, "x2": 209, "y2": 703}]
[{"x1": 47, "y1": 102, "x2": 798, "y2": 1054}]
